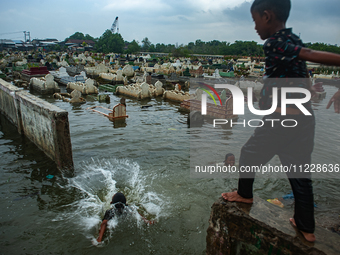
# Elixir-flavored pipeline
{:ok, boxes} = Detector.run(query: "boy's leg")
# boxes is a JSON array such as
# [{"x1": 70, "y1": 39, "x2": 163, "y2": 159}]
[
  {"x1": 223, "y1": 113, "x2": 288, "y2": 200},
  {"x1": 278, "y1": 114, "x2": 315, "y2": 235},
  {"x1": 288, "y1": 178, "x2": 314, "y2": 233},
  {"x1": 237, "y1": 127, "x2": 277, "y2": 198},
  {"x1": 280, "y1": 151, "x2": 315, "y2": 234}
]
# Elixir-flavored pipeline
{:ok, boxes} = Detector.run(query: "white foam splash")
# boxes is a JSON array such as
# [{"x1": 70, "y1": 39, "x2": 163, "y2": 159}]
[{"x1": 54, "y1": 158, "x2": 169, "y2": 242}]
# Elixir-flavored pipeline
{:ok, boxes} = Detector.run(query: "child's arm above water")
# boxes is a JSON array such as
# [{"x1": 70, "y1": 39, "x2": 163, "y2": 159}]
[
  {"x1": 298, "y1": 48, "x2": 340, "y2": 66},
  {"x1": 326, "y1": 89, "x2": 340, "y2": 113},
  {"x1": 138, "y1": 212, "x2": 155, "y2": 225},
  {"x1": 97, "y1": 220, "x2": 109, "y2": 242}
]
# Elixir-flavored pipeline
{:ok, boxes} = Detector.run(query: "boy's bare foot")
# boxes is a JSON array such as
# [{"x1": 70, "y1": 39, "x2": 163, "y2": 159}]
[
  {"x1": 289, "y1": 218, "x2": 316, "y2": 243},
  {"x1": 221, "y1": 191, "x2": 253, "y2": 203}
]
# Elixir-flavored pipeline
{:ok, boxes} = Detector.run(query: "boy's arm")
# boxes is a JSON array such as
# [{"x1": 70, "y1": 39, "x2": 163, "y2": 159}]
[
  {"x1": 97, "y1": 220, "x2": 109, "y2": 242},
  {"x1": 138, "y1": 212, "x2": 155, "y2": 225},
  {"x1": 298, "y1": 48, "x2": 340, "y2": 66}
]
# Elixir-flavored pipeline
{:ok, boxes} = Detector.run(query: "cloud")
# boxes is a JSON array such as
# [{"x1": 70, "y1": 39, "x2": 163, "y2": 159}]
[
  {"x1": 186, "y1": 0, "x2": 252, "y2": 12},
  {"x1": 222, "y1": 1, "x2": 253, "y2": 23},
  {"x1": 103, "y1": 0, "x2": 170, "y2": 13},
  {"x1": 291, "y1": 0, "x2": 340, "y2": 21},
  {"x1": 0, "y1": 0, "x2": 339, "y2": 45}
]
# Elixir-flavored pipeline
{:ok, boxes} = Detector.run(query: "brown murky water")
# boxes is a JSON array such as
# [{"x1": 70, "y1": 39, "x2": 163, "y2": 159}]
[{"x1": 0, "y1": 81, "x2": 339, "y2": 254}]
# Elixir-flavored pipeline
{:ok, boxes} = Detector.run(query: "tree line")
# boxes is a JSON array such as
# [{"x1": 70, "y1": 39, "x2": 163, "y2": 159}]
[{"x1": 64, "y1": 31, "x2": 340, "y2": 57}]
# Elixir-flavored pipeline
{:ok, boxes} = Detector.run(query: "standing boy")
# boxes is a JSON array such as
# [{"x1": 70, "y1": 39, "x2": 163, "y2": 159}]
[{"x1": 222, "y1": 0, "x2": 340, "y2": 243}]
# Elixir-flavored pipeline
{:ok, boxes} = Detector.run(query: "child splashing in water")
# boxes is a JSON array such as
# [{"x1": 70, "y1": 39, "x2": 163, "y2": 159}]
[
  {"x1": 97, "y1": 192, "x2": 154, "y2": 243},
  {"x1": 222, "y1": 0, "x2": 340, "y2": 243}
]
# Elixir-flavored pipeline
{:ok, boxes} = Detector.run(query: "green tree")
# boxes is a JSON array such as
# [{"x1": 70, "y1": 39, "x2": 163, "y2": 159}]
[
  {"x1": 65, "y1": 32, "x2": 86, "y2": 41},
  {"x1": 307, "y1": 42, "x2": 340, "y2": 54},
  {"x1": 84, "y1": 34, "x2": 95, "y2": 41},
  {"x1": 187, "y1": 42, "x2": 195, "y2": 51},
  {"x1": 155, "y1": 43, "x2": 166, "y2": 52},
  {"x1": 172, "y1": 46, "x2": 190, "y2": 57},
  {"x1": 64, "y1": 32, "x2": 96, "y2": 44},
  {"x1": 126, "y1": 40, "x2": 141, "y2": 54},
  {"x1": 149, "y1": 44, "x2": 156, "y2": 52},
  {"x1": 96, "y1": 30, "x2": 124, "y2": 53},
  {"x1": 141, "y1": 37, "x2": 152, "y2": 51}
]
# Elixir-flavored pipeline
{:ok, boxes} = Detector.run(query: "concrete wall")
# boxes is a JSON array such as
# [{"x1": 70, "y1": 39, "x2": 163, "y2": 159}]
[
  {"x1": 0, "y1": 80, "x2": 21, "y2": 127},
  {"x1": 0, "y1": 78, "x2": 73, "y2": 174},
  {"x1": 206, "y1": 197, "x2": 340, "y2": 255}
]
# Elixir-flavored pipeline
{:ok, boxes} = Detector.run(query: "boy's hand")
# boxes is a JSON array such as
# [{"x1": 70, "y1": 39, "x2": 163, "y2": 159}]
[
  {"x1": 92, "y1": 238, "x2": 102, "y2": 246},
  {"x1": 147, "y1": 220, "x2": 155, "y2": 225},
  {"x1": 310, "y1": 86, "x2": 317, "y2": 99},
  {"x1": 326, "y1": 90, "x2": 340, "y2": 113}
]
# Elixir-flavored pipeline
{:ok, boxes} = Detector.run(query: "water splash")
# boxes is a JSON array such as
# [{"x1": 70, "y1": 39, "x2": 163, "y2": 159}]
[{"x1": 54, "y1": 158, "x2": 169, "y2": 242}]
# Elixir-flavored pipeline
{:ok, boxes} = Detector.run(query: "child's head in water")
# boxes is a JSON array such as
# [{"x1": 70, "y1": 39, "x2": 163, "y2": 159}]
[
  {"x1": 250, "y1": 0, "x2": 291, "y2": 40},
  {"x1": 224, "y1": 153, "x2": 235, "y2": 166},
  {"x1": 110, "y1": 192, "x2": 126, "y2": 213}
]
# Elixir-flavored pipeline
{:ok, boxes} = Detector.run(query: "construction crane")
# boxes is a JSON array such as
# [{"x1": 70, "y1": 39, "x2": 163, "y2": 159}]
[{"x1": 111, "y1": 17, "x2": 119, "y2": 34}]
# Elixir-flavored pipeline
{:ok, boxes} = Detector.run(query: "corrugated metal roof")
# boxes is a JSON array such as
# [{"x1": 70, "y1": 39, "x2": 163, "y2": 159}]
[
  {"x1": 0, "y1": 39, "x2": 16, "y2": 45},
  {"x1": 40, "y1": 42, "x2": 57, "y2": 45},
  {"x1": 12, "y1": 40, "x2": 24, "y2": 44}
]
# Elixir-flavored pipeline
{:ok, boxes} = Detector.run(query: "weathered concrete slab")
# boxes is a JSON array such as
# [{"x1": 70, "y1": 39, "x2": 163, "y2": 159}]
[
  {"x1": 206, "y1": 197, "x2": 340, "y2": 255},
  {"x1": 29, "y1": 83, "x2": 61, "y2": 95},
  {"x1": 16, "y1": 91, "x2": 73, "y2": 171},
  {"x1": 0, "y1": 78, "x2": 21, "y2": 128},
  {"x1": 0, "y1": 78, "x2": 73, "y2": 174}
]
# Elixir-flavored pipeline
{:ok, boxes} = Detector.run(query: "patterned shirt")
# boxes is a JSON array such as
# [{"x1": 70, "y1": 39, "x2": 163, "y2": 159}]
[
  {"x1": 103, "y1": 208, "x2": 116, "y2": 221},
  {"x1": 259, "y1": 28, "x2": 310, "y2": 110}
]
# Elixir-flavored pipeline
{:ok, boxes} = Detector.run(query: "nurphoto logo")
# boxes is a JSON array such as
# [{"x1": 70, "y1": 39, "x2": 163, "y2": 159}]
[{"x1": 199, "y1": 82, "x2": 312, "y2": 128}]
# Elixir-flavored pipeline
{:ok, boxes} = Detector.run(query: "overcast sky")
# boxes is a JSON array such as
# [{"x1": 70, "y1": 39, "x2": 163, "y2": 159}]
[{"x1": 1, "y1": 0, "x2": 340, "y2": 46}]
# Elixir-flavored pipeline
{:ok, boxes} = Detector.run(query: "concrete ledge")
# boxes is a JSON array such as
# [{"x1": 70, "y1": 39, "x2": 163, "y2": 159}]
[
  {"x1": 0, "y1": 79, "x2": 21, "y2": 127},
  {"x1": 206, "y1": 197, "x2": 340, "y2": 255},
  {"x1": 0, "y1": 78, "x2": 73, "y2": 173}
]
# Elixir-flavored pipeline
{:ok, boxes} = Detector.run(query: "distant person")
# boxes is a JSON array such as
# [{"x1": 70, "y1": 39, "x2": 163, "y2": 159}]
[
  {"x1": 224, "y1": 153, "x2": 235, "y2": 167},
  {"x1": 221, "y1": 0, "x2": 340, "y2": 243},
  {"x1": 120, "y1": 97, "x2": 126, "y2": 107},
  {"x1": 308, "y1": 69, "x2": 313, "y2": 77},
  {"x1": 97, "y1": 192, "x2": 154, "y2": 243},
  {"x1": 326, "y1": 89, "x2": 340, "y2": 113},
  {"x1": 211, "y1": 153, "x2": 236, "y2": 167},
  {"x1": 44, "y1": 61, "x2": 51, "y2": 70}
]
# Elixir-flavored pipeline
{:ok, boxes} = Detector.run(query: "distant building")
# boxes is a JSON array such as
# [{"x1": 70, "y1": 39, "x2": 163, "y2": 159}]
[
  {"x1": 0, "y1": 39, "x2": 16, "y2": 49},
  {"x1": 31, "y1": 38, "x2": 59, "y2": 47},
  {"x1": 0, "y1": 39, "x2": 33, "y2": 50},
  {"x1": 64, "y1": 39, "x2": 95, "y2": 51},
  {"x1": 12, "y1": 40, "x2": 34, "y2": 50},
  {"x1": 65, "y1": 39, "x2": 95, "y2": 47}
]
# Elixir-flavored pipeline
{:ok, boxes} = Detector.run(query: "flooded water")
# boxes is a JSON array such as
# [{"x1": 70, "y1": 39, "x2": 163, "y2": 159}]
[{"x1": 0, "y1": 81, "x2": 339, "y2": 254}]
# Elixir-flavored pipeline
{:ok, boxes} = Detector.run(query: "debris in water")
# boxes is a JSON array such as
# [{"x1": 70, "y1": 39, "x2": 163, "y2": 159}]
[
  {"x1": 267, "y1": 198, "x2": 284, "y2": 208},
  {"x1": 141, "y1": 105, "x2": 153, "y2": 109}
]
